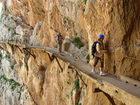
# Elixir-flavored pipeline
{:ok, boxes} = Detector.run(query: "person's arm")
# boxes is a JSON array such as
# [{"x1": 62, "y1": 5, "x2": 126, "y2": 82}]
[
  {"x1": 61, "y1": 35, "x2": 64, "y2": 40},
  {"x1": 56, "y1": 35, "x2": 59, "y2": 43},
  {"x1": 96, "y1": 43, "x2": 107, "y2": 53}
]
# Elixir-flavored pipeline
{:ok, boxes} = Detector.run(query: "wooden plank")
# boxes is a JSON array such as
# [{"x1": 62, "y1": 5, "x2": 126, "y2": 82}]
[
  {"x1": 0, "y1": 40, "x2": 140, "y2": 105},
  {"x1": 120, "y1": 75, "x2": 140, "y2": 88}
]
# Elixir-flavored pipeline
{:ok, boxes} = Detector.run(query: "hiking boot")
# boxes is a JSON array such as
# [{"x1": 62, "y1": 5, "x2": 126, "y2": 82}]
[
  {"x1": 91, "y1": 69, "x2": 97, "y2": 74},
  {"x1": 100, "y1": 71, "x2": 107, "y2": 76}
]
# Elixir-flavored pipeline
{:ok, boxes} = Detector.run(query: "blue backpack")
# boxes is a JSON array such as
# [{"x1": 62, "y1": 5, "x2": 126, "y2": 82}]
[{"x1": 92, "y1": 41, "x2": 100, "y2": 56}]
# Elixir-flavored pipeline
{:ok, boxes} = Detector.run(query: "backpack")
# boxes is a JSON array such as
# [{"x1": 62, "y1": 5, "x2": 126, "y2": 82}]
[{"x1": 92, "y1": 41, "x2": 100, "y2": 56}]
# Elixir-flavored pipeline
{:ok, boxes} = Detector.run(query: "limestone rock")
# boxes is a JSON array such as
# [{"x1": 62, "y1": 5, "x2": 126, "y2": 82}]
[
  {"x1": 30, "y1": 22, "x2": 43, "y2": 45},
  {"x1": 0, "y1": 0, "x2": 139, "y2": 105}
]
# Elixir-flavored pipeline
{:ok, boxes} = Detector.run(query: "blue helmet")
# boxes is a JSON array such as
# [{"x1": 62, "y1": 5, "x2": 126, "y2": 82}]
[{"x1": 98, "y1": 34, "x2": 104, "y2": 39}]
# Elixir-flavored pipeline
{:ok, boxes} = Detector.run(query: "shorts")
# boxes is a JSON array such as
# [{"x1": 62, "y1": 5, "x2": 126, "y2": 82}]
[{"x1": 93, "y1": 56, "x2": 104, "y2": 68}]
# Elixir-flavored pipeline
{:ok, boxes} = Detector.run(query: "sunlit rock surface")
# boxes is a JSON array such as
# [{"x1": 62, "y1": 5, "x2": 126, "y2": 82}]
[{"x1": 0, "y1": 0, "x2": 139, "y2": 105}]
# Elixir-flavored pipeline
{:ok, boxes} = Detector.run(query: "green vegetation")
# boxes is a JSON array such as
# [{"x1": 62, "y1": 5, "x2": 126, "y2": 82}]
[
  {"x1": 25, "y1": 63, "x2": 28, "y2": 71},
  {"x1": 8, "y1": 27, "x2": 10, "y2": 31},
  {"x1": 0, "y1": 14, "x2": 5, "y2": 20},
  {"x1": 10, "y1": 65, "x2": 14, "y2": 70},
  {"x1": 18, "y1": 86, "x2": 24, "y2": 100},
  {"x1": 86, "y1": 54, "x2": 90, "y2": 63},
  {"x1": 80, "y1": 74, "x2": 83, "y2": 78},
  {"x1": 0, "y1": 53, "x2": 2, "y2": 58},
  {"x1": 0, "y1": 75, "x2": 23, "y2": 100},
  {"x1": 70, "y1": 79, "x2": 80, "y2": 96},
  {"x1": 72, "y1": 37, "x2": 84, "y2": 49},
  {"x1": 50, "y1": 55, "x2": 55, "y2": 61},
  {"x1": 74, "y1": 80, "x2": 80, "y2": 89},
  {"x1": 86, "y1": 44, "x2": 89, "y2": 50},
  {"x1": 5, "y1": 54, "x2": 10, "y2": 60},
  {"x1": 86, "y1": 54, "x2": 90, "y2": 60},
  {"x1": 14, "y1": 19, "x2": 17, "y2": 22},
  {"x1": 13, "y1": 31, "x2": 19, "y2": 35},
  {"x1": 84, "y1": 0, "x2": 87, "y2": 4},
  {"x1": 0, "y1": 75, "x2": 20, "y2": 91},
  {"x1": 70, "y1": 88, "x2": 74, "y2": 96},
  {"x1": 72, "y1": 69, "x2": 74, "y2": 73}
]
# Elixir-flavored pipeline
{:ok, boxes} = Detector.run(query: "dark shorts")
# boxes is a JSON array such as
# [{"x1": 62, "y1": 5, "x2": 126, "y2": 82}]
[{"x1": 93, "y1": 56, "x2": 104, "y2": 68}]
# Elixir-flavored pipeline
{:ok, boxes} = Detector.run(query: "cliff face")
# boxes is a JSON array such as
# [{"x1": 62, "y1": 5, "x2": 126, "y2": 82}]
[
  {"x1": 84, "y1": 0, "x2": 140, "y2": 79},
  {"x1": 11, "y1": 0, "x2": 140, "y2": 79},
  {"x1": 0, "y1": 0, "x2": 139, "y2": 105}
]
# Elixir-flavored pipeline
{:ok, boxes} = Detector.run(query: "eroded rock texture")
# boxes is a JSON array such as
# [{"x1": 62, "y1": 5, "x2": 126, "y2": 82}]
[{"x1": 0, "y1": 0, "x2": 139, "y2": 105}]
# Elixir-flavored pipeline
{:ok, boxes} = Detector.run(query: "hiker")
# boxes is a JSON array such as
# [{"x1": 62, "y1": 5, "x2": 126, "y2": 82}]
[
  {"x1": 91, "y1": 34, "x2": 107, "y2": 76},
  {"x1": 56, "y1": 32, "x2": 63, "y2": 53}
]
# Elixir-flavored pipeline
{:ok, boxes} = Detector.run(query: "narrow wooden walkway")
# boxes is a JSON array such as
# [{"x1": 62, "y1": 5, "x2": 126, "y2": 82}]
[{"x1": 0, "y1": 40, "x2": 140, "y2": 105}]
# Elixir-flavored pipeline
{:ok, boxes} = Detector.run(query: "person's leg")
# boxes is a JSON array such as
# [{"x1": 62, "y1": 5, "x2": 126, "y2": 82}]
[
  {"x1": 100, "y1": 58, "x2": 104, "y2": 71},
  {"x1": 99, "y1": 58, "x2": 106, "y2": 76},
  {"x1": 92, "y1": 57, "x2": 99, "y2": 73},
  {"x1": 58, "y1": 43, "x2": 62, "y2": 53},
  {"x1": 60, "y1": 43, "x2": 62, "y2": 52}
]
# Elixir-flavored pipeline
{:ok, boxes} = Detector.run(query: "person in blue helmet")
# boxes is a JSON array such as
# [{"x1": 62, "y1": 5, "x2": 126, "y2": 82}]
[{"x1": 91, "y1": 34, "x2": 107, "y2": 76}]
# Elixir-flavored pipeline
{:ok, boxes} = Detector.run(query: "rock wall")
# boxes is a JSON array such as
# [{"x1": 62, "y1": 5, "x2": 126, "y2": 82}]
[
  {"x1": 0, "y1": 0, "x2": 139, "y2": 105},
  {"x1": 84, "y1": 0, "x2": 140, "y2": 80}
]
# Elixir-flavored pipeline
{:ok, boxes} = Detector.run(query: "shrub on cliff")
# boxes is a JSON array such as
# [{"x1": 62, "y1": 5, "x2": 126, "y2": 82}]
[{"x1": 72, "y1": 37, "x2": 84, "y2": 49}]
